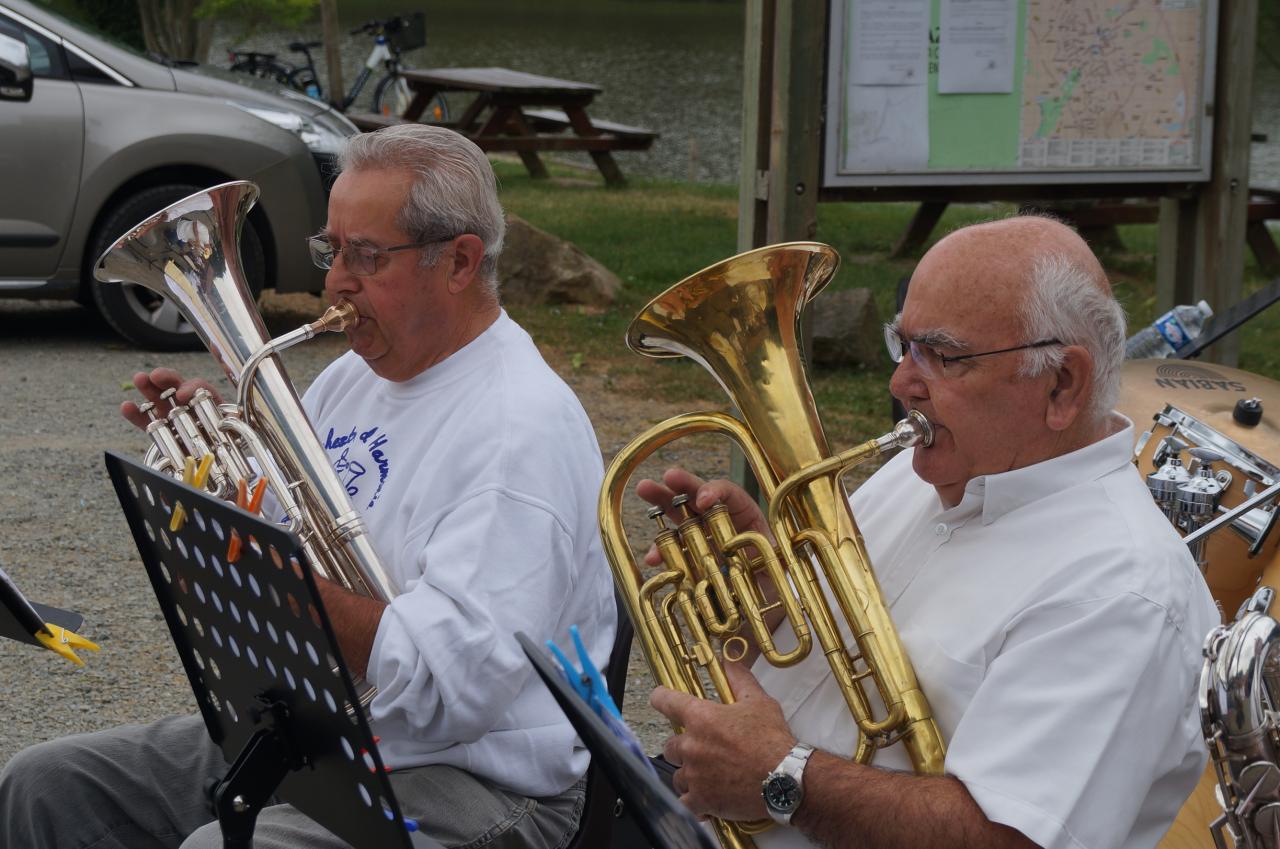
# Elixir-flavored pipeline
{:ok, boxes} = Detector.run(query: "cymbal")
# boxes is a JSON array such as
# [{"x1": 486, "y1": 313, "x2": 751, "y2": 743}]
[{"x1": 1120, "y1": 359, "x2": 1280, "y2": 463}]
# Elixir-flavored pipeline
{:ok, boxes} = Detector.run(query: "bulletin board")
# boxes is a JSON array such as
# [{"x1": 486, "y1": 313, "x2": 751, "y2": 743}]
[{"x1": 822, "y1": 0, "x2": 1219, "y2": 189}]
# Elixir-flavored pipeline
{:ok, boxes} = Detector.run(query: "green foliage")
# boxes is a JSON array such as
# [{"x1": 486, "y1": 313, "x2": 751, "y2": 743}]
[
  {"x1": 195, "y1": 0, "x2": 317, "y2": 39},
  {"x1": 493, "y1": 158, "x2": 1280, "y2": 447},
  {"x1": 54, "y1": 0, "x2": 145, "y2": 49}
]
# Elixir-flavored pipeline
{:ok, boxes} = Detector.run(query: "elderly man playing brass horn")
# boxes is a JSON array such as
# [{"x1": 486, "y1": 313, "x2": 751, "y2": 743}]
[
  {"x1": 0, "y1": 125, "x2": 616, "y2": 849},
  {"x1": 639, "y1": 216, "x2": 1218, "y2": 849}
]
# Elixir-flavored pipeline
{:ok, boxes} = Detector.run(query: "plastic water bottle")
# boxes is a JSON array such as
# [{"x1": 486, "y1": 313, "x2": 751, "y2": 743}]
[{"x1": 1124, "y1": 300, "x2": 1214, "y2": 359}]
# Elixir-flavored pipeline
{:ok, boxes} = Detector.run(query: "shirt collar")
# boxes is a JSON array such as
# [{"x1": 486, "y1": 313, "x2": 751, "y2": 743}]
[{"x1": 964, "y1": 414, "x2": 1136, "y2": 526}]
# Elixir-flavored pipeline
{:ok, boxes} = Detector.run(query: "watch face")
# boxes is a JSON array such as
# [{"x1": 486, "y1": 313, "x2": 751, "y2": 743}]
[{"x1": 764, "y1": 774, "x2": 802, "y2": 812}]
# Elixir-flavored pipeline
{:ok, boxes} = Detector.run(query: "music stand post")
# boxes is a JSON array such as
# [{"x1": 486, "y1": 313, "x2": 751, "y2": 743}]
[
  {"x1": 517, "y1": 631, "x2": 719, "y2": 849},
  {"x1": 105, "y1": 451, "x2": 441, "y2": 849}
]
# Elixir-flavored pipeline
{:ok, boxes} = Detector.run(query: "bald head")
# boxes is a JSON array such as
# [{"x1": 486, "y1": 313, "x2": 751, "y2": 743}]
[
  {"x1": 908, "y1": 215, "x2": 1126, "y2": 424},
  {"x1": 921, "y1": 216, "x2": 1110, "y2": 308}
]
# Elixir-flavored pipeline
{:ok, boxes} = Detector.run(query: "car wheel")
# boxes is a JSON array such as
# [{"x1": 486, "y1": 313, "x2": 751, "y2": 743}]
[{"x1": 88, "y1": 184, "x2": 266, "y2": 351}]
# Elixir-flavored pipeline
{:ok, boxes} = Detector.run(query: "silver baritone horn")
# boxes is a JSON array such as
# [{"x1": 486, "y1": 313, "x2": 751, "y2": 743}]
[{"x1": 93, "y1": 180, "x2": 399, "y2": 614}]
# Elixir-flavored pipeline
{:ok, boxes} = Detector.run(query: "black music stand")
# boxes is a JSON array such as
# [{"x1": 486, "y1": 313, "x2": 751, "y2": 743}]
[
  {"x1": 516, "y1": 631, "x2": 718, "y2": 849},
  {"x1": 0, "y1": 567, "x2": 84, "y2": 648},
  {"x1": 105, "y1": 450, "x2": 443, "y2": 849}
]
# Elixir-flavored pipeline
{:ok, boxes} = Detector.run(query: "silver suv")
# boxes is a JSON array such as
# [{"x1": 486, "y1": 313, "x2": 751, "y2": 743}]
[{"x1": 0, "y1": 0, "x2": 356, "y2": 349}]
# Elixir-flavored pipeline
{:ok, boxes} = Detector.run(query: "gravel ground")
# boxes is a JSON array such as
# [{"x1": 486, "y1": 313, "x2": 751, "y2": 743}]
[{"x1": 0, "y1": 292, "x2": 732, "y2": 768}]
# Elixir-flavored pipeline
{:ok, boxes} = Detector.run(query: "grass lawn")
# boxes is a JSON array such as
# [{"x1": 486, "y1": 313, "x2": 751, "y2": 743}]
[{"x1": 492, "y1": 158, "x2": 1280, "y2": 450}]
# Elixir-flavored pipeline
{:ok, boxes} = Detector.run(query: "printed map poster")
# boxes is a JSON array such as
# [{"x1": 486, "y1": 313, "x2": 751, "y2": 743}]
[
  {"x1": 1019, "y1": 0, "x2": 1202, "y2": 169},
  {"x1": 824, "y1": 0, "x2": 1216, "y2": 187}
]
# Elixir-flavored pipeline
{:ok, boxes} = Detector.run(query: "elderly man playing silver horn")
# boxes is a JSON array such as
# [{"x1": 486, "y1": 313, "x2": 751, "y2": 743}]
[
  {"x1": 0, "y1": 124, "x2": 615, "y2": 849},
  {"x1": 639, "y1": 216, "x2": 1217, "y2": 849}
]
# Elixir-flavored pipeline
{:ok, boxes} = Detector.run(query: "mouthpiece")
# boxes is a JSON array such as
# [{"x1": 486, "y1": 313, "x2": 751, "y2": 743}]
[
  {"x1": 309, "y1": 301, "x2": 360, "y2": 335},
  {"x1": 892, "y1": 410, "x2": 934, "y2": 449}
]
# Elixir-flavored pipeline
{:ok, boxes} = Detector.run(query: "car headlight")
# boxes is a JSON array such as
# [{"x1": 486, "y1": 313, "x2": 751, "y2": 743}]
[{"x1": 228, "y1": 101, "x2": 355, "y2": 156}]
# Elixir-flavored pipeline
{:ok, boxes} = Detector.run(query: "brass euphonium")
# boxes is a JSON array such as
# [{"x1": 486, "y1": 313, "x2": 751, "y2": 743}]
[
  {"x1": 93, "y1": 181, "x2": 399, "y2": 701},
  {"x1": 599, "y1": 242, "x2": 945, "y2": 849}
]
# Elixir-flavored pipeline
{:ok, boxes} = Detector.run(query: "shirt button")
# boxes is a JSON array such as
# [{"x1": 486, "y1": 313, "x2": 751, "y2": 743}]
[{"x1": 934, "y1": 523, "x2": 947, "y2": 536}]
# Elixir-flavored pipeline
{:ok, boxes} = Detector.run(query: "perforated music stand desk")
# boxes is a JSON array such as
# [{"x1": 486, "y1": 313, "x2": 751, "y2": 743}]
[
  {"x1": 517, "y1": 632, "x2": 718, "y2": 849},
  {"x1": 105, "y1": 451, "x2": 443, "y2": 849}
]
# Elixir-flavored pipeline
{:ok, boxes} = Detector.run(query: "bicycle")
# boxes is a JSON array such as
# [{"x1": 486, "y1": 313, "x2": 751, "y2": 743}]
[
  {"x1": 229, "y1": 14, "x2": 448, "y2": 121},
  {"x1": 225, "y1": 49, "x2": 295, "y2": 87}
]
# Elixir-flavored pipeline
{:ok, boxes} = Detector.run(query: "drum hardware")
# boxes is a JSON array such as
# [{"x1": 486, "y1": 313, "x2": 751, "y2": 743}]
[
  {"x1": 1139, "y1": 407, "x2": 1280, "y2": 562},
  {"x1": 1237, "y1": 398, "x2": 1265, "y2": 428},
  {"x1": 1185, "y1": 481, "x2": 1280, "y2": 557},
  {"x1": 1148, "y1": 438, "x2": 1193, "y2": 520},
  {"x1": 1150, "y1": 407, "x2": 1280, "y2": 489},
  {"x1": 1178, "y1": 449, "x2": 1231, "y2": 571}
]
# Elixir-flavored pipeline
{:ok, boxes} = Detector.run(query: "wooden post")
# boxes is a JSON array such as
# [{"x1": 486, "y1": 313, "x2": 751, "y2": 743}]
[
  {"x1": 737, "y1": 0, "x2": 824, "y2": 250},
  {"x1": 763, "y1": 0, "x2": 825, "y2": 246},
  {"x1": 1156, "y1": 195, "x2": 1199, "y2": 312},
  {"x1": 1185, "y1": 0, "x2": 1257, "y2": 365},
  {"x1": 320, "y1": 0, "x2": 344, "y2": 110},
  {"x1": 737, "y1": 0, "x2": 774, "y2": 253}
]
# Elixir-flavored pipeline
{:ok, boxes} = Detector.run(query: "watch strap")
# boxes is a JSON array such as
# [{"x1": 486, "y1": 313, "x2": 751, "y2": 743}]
[{"x1": 763, "y1": 742, "x2": 816, "y2": 825}]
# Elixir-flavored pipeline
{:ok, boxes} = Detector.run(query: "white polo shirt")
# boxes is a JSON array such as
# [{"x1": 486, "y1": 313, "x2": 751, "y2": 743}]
[{"x1": 753, "y1": 419, "x2": 1218, "y2": 849}]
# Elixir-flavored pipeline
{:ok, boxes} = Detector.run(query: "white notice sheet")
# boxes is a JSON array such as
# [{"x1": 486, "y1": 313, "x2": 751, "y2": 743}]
[
  {"x1": 843, "y1": 84, "x2": 929, "y2": 172},
  {"x1": 850, "y1": 0, "x2": 929, "y2": 86},
  {"x1": 938, "y1": 0, "x2": 1016, "y2": 93}
]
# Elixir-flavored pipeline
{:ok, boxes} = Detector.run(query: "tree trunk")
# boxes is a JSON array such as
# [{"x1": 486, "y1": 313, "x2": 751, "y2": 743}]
[
  {"x1": 320, "y1": 0, "x2": 344, "y2": 110},
  {"x1": 136, "y1": 0, "x2": 213, "y2": 64}
]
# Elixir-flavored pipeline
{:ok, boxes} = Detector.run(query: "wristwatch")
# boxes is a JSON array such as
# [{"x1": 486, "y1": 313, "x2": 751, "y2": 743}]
[{"x1": 761, "y1": 742, "x2": 816, "y2": 826}]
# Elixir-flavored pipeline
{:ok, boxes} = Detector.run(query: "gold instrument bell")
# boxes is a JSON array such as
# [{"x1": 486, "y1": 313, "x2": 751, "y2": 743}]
[{"x1": 598, "y1": 242, "x2": 944, "y2": 849}]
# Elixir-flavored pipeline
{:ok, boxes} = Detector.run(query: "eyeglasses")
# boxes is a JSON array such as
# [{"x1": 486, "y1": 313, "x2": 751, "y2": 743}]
[
  {"x1": 306, "y1": 234, "x2": 453, "y2": 277},
  {"x1": 884, "y1": 324, "x2": 1062, "y2": 379}
]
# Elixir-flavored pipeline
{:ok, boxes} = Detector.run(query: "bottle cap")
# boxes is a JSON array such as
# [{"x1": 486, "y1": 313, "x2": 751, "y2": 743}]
[{"x1": 1197, "y1": 299, "x2": 1213, "y2": 317}]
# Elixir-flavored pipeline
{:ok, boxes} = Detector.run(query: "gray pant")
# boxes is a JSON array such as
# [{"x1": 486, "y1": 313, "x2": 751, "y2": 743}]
[{"x1": 0, "y1": 715, "x2": 585, "y2": 849}]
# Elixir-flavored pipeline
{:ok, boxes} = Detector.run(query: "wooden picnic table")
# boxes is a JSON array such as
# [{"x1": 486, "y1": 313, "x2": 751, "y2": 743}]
[{"x1": 351, "y1": 67, "x2": 657, "y2": 187}]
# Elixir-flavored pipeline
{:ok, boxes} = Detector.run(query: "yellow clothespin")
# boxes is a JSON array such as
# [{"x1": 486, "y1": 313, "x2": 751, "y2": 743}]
[
  {"x1": 171, "y1": 455, "x2": 214, "y2": 532},
  {"x1": 170, "y1": 457, "x2": 197, "y2": 532},
  {"x1": 192, "y1": 454, "x2": 213, "y2": 489},
  {"x1": 35, "y1": 625, "x2": 101, "y2": 667}
]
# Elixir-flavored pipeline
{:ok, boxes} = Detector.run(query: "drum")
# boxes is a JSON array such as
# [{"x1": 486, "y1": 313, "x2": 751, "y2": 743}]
[
  {"x1": 1121, "y1": 359, "x2": 1280, "y2": 619},
  {"x1": 1120, "y1": 360, "x2": 1280, "y2": 849}
]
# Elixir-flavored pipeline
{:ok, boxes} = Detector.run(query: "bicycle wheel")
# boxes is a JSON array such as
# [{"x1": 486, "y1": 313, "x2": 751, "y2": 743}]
[{"x1": 373, "y1": 70, "x2": 448, "y2": 121}]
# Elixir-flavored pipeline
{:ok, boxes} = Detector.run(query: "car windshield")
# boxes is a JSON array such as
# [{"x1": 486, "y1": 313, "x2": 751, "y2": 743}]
[{"x1": 22, "y1": 2, "x2": 162, "y2": 63}]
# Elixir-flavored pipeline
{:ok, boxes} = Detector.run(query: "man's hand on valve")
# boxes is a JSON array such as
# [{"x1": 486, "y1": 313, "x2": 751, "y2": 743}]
[
  {"x1": 650, "y1": 661, "x2": 797, "y2": 822},
  {"x1": 635, "y1": 467, "x2": 771, "y2": 566},
  {"x1": 120, "y1": 367, "x2": 222, "y2": 430}
]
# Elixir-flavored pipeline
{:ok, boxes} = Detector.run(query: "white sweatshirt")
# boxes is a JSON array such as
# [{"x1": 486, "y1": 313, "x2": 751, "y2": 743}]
[{"x1": 302, "y1": 311, "x2": 616, "y2": 796}]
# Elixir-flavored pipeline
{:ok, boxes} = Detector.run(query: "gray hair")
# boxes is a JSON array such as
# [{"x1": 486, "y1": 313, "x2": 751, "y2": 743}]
[
  {"x1": 1017, "y1": 254, "x2": 1126, "y2": 422},
  {"x1": 337, "y1": 124, "x2": 506, "y2": 295}
]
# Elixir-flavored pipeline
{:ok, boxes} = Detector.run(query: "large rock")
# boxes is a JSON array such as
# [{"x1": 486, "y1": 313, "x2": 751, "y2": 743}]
[
  {"x1": 810, "y1": 288, "x2": 881, "y2": 367},
  {"x1": 498, "y1": 215, "x2": 621, "y2": 309}
]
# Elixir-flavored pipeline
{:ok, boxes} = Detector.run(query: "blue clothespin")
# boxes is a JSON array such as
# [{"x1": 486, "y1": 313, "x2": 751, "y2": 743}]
[
  {"x1": 546, "y1": 625, "x2": 620, "y2": 719},
  {"x1": 547, "y1": 625, "x2": 656, "y2": 775}
]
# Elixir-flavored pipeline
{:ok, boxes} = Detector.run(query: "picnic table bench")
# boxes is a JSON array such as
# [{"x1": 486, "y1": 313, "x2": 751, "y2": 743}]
[
  {"x1": 347, "y1": 67, "x2": 658, "y2": 187},
  {"x1": 889, "y1": 189, "x2": 1280, "y2": 275}
]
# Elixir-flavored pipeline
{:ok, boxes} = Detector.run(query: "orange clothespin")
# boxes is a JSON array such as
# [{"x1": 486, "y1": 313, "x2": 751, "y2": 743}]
[
  {"x1": 247, "y1": 479, "x2": 268, "y2": 515},
  {"x1": 234, "y1": 478, "x2": 249, "y2": 510},
  {"x1": 226, "y1": 528, "x2": 242, "y2": 563}
]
